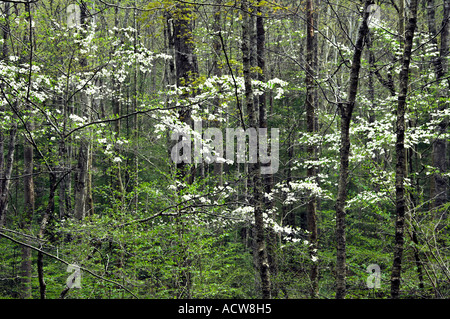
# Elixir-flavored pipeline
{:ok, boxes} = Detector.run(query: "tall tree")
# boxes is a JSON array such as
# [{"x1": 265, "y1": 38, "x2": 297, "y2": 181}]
[
  {"x1": 173, "y1": 2, "x2": 198, "y2": 183},
  {"x1": 391, "y1": 0, "x2": 419, "y2": 299},
  {"x1": 257, "y1": 4, "x2": 278, "y2": 297},
  {"x1": 20, "y1": 1, "x2": 34, "y2": 299},
  {"x1": 242, "y1": 0, "x2": 271, "y2": 299},
  {"x1": 171, "y1": 2, "x2": 199, "y2": 298},
  {"x1": 427, "y1": 0, "x2": 449, "y2": 222},
  {"x1": 335, "y1": 0, "x2": 371, "y2": 299},
  {"x1": 0, "y1": 1, "x2": 16, "y2": 229},
  {"x1": 212, "y1": 0, "x2": 224, "y2": 186},
  {"x1": 305, "y1": 0, "x2": 319, "y2": 298},
  {"x1": 74, "y1": 1, "x2": 91, "y2": 221}
]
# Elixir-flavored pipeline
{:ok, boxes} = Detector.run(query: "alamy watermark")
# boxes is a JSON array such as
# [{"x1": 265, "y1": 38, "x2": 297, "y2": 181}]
[
  {"x1": 170, "y1": 121, "x2": 280, "y2": 175},
  {"x1": 66, "y1": 264, "x2": 82, "y2": 289},
  {"x1": 366, "y1": 264, "x2": 381, "y2": 289}
]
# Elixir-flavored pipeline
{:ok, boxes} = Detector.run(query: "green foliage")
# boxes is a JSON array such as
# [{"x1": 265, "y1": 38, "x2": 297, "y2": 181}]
[{"x1": 0, "y1": 0, "x2": 449, "y2": 300}]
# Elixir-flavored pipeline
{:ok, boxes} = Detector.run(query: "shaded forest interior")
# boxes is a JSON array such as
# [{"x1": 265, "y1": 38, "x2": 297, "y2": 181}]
[{"x1": 0, "y1": 0, "x2": 449, "y2": 299}]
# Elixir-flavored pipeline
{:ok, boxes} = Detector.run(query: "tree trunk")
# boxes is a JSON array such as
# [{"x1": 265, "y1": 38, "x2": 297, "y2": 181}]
[
  {"x1": 173, "y1": 2, "x2": 198, "y2": 184},
  {"x1": 427, "y1": 0, "x2": 448, "y2": 222},
  {"x1": 58, "y1": 124, "x2": 71, "y2": 220},
  {"x1": 19, "y1": 2, "x2": 34, "y2": 299},
  {"x1": 74, "y1": 1, "x2": 91, "y2": 221},
  {"x1": 391, "y1": 0, "x2": 418, "y2": 299},
  {"x1": 242, "y1": 0, "x2": 271, "y2": 299},
  {"x1": 0, "y1": 1, "x2": 7, "y2": 197},
  {"x1": 407, "y1": 156, "x2": 425, "y2": 292},
  {"x1": 0, "y1": 120, "x2": 17, "y2": 228},
  {"x1": 37, "y1": 172, "x2": 57, "y2": 299},
  {"x1": 0, "y1": 2, "x2": 14, "y2": 228},
  {"x1": 21, "y1": 122, "x2": 34, "y2": 299},
  {"x1": 335, "y1": 1, "x2": 371, "y2": 299},
  {"x1": 212, "y1": 0, "x2": 223, "y2": 186},
  {"x1": 172, "y1": 2, "x2": 198, "y2": 298},
  {"x1": 306, "y1": 0, "x2": 319, "y2": 298},
  {"x1": 74, "y1": 135, "x2": 89, "y2": 221},
  {"x1": 257, "y1": 6, "x2": 278, "y2": 298}
]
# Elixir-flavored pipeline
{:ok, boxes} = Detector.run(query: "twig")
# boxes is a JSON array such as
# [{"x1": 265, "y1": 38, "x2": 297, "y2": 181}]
[{"x1": 218, "y1": 30, "x2": 246, "y2": 129}]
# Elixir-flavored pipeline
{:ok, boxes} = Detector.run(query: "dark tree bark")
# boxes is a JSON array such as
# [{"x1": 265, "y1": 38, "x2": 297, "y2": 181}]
[
  {"x1": 21, "y1": 129, "x2": 34, "y2": 299},
  {"x1": 37, "y1": 172, "x2": 57, "y2": 299},
  {"x1": 335, "y1": 0, "x2": 371, "y2": 299},
  {"x1": 0, "y1": 2, "x2": 8, "y2": 195},
  {"x1": 0, "y1": 2, "x2": 13, "y2": 227},
  {"x1": 74, "y1": 1, "x2": 91, "y2": 221},
  {"x1": 0, "y1": 123, "x2": 16, "y2": 228},
  {"x1": 407, "y1": 161, "x2": 425, "y2": 292},
  {"x1": 171, "y1": 2, "x2": 198, "y2": 298},
  {"x1": 211, "y1": 0, "x2": 223, "y2": 185},
  {"x1": 58, "y1": 113, "x2": 71, "y2": 220},
  {"x1": 306, "y1": 0, "x2": 319, "y2": 298},
  {"x1": 173, "y1": 2, "x2": 198, "y2": 184},
  {"x1": 391, "y1": 0, "x2": 419, "y2": 299},
  {"x1": 427, "y1": 0, "x2": 448, "y2": 221},
  {"x1": 242, "y1": 0, "x2": 271, "y2": 299},
  {"x1": 257, "y1": 5, "x2": 278, "y2": 298},
  {"x1": 19, "y1": 2, "x2": 34, "y2": 299},
  {"x1": 74, "y1": 136, "x2": 89, "y2": 220},
  {"x1": 0, "y1": 2, "x2": 15, "y2": 229}
]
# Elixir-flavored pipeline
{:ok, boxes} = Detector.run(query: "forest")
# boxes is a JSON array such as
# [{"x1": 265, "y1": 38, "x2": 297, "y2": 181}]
[{"x1": 0, "y1": 0, "x2": 448, "y2": 300}]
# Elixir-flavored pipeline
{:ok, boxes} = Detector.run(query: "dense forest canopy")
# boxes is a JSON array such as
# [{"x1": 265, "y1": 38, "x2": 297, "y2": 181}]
[{"x1": 0, "y1": 0, "x2": 448, "y2": 299}]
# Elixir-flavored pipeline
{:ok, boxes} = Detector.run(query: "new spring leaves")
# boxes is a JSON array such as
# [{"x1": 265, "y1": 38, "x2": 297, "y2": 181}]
[
  {"x1": 166, "y1": 1, "x2": 380, "y2": 176},
  {"x1": 171, "y1": 120, "x2": 280, "y2": 174}
]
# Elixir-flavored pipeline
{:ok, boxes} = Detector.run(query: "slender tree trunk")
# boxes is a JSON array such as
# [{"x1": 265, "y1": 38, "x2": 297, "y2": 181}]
[
  {"x1": 85, "y1": 136, "x2": 94, "y2": 216},
  {"x1": 306, "y1": 0, "x2": 319, "y2": 298},
  {"x1": 399, "y1": 0, "x2": 405, "y2": 44},
  {"x1": 335, "y1": 1, "x2": 371, "y2": 299},
  {"x1": 0, "y1": 1, "x2": 8, "y2": 200},
  {"x1": 257, "y1": 6, "x2": 278, "y2": 298},
  {"x1": 83, "y1": 3, "x2": 94, "y2": 218},
  {"x1": 242, "y1": 0, "x2": 271, "y2": 299},
  {"x1": 132, "y1": 5, "x2": 139, "y2": 211},
  {"x1": 0, "y1": 119, "x2": 17, "y2": 228},
  {"x1": 173, "y1": 2, "x2": 198, "y2": 184},
  {"x1": 37, "y1": 172, "x2": 57, "y2": 299},
  {"x1": 0, "y1": 3, "x2": 14, "y2": 228},
  {"x1": 391, "y1": 0, "x2": 418, "y2": 299},
  {"x1": 285, "y1": 134, "x2": 296, "y2": 228},
  {"x1": 74, "y1": 136, "x2": 89, "y2": 220},
  {"x1": 21, "y1": 122, "x2": 34, "y2": 299},
  {"x1": 74, "y1": 1, "x2": 91, "y2": 221},
  {"x1": 58, "y1": 124, "x2": 71, "y2": 220},
  {"x1": 407, "y1": 151, "x2": 425, "y2": 291},
  {"x1": 0, "y1": 2, "x2": 13, "y2": 227},
  {"x1": 212, "y1": 0, "x2": 223, "y2": 186},
  {"x1": 19, "y1": 2, "x2": 35, "y2": 299},
  {"x1": 172, "y1": 2, "x2": 198, "y2": 298},
  {"x1": 0, "y1": 130, "x2": 3, "y2": 200},
  {"x1": 427, "y1": 0, "x2": 448, "y2": 221}
]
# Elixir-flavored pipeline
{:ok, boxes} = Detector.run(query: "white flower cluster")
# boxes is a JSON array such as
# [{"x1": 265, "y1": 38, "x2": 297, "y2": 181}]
[
  {"x1": 69, "y1": 114, "x2": 86, "y2": 123},
  {"x1": 252, "y1": 78, "x2": 288, "y2": 99},
  {"x1": 274, "y1": 179, "x2": 331, "y2": 201},
  {"x1": 0, "y1": 60, "x2": 52, "y2": 104},
  {"x1": 346, "y1": 190, "x2": 390, "y2": 209},
  {"x1": 231, "y1": 205, "x2": 255, "y2": 218}
]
